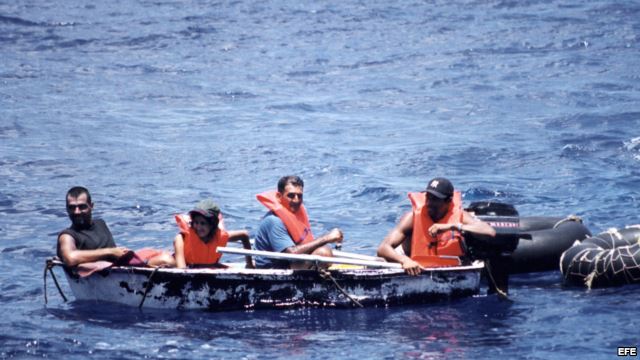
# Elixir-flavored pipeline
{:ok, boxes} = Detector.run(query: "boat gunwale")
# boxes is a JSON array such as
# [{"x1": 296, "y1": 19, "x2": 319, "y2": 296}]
[{"x1": 88, "y1": 261, "x2": 484, "y2": 278}]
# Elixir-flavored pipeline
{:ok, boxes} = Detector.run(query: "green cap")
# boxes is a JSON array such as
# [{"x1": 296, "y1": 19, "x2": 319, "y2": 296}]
[{"x1": 189, "y1": 199, "x2": 220, "y2": 219}]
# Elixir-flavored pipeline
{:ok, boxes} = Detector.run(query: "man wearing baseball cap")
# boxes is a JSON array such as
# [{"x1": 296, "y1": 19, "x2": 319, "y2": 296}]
[{"x1": 377, "y1": 177, "x2": 496, "y2": 275}]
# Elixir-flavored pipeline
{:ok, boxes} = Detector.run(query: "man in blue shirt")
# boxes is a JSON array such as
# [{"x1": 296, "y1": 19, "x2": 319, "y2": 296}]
[{"x1": 253, "y1": 176, "x2": 343, "y2": 269}]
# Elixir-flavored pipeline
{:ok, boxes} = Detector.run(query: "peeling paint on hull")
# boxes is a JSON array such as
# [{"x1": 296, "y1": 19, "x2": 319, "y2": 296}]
[{"x1": 63, "y1": 264, "x2": 483, "y2": 311}]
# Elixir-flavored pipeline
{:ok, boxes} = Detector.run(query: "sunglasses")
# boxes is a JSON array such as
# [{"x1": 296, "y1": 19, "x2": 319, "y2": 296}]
[
  {"x1": 67, "y1": 203, "x2": 90, "y2": 211},
  {"x1": 286, "y1": 193, "x2": 303, "y2": 200}
]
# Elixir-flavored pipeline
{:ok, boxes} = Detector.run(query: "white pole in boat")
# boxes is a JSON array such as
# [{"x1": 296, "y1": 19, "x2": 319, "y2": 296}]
[
  {"x1": 248, "y1": 239, "x2": 384, "y2": 262},
  {"x1": 217, "y1": 247, "x2": 403, "y2": 269},
  {"x1": 332, "y1": 250, "x2": 385, "y2": 262}
]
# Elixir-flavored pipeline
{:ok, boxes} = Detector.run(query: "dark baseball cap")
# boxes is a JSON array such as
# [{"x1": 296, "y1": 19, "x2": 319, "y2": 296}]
[
  {"x1": 425, "y1": 177, "x2": 454, "y2": 199},
  {"x1": 189, "y1": 199, "x2": 220, "y2": 219}
]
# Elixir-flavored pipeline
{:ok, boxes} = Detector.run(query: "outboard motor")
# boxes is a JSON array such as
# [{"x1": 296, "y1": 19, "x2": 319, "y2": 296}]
[
  {"x1": 464, "y1": 202, "x2": 520, "y2": 296},
  {"x1": 464, "y1": 202, "x2": 520, "y2": 255}
]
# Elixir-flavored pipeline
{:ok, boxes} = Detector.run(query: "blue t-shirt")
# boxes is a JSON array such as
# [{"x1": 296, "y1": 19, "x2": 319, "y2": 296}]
[{"x1": 253, "y1": 212, "x2": 295, "y2": 269}]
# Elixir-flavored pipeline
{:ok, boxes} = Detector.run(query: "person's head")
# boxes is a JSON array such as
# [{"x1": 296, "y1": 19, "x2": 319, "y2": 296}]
[
  {"x1": 277, "y1": 175, "x2": 304, "y2": 213},
  {"x1": 66, "y1": 186, "x2": 93, "y2": 229},
  {"x1": 188, "y1": 199, "x2": 220, "y2": 242},
  {"x1": 425, "y1": 177, "x2": 454, "y2": 222}
]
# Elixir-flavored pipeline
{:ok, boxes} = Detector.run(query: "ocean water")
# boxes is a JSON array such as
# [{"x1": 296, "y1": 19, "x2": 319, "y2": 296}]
[{"x1": 1, "y1": 0, "x2": 639, "y2": 358}]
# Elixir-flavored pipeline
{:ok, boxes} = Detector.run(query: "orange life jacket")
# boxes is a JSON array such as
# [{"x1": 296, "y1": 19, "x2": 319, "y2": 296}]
[
  {"x1": 256, "y1": 190, "x2": 314, "y2": 244},
  {"x1": 409, "y1": 191, "x2": 465, "y2": 259},
  {"x1": 175, "y1": 214, "x2": 229, "y2": 265}
]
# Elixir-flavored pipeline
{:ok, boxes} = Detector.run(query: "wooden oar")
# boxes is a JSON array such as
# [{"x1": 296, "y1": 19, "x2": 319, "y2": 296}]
[{"x1": 217, "y1": 247, "x2": 402, "y2": 269}]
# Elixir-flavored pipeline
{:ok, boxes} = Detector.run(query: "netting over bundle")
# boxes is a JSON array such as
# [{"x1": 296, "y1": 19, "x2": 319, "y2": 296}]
[{"x1": 560, "y1": 226, "x2": 640, "y2": 288}]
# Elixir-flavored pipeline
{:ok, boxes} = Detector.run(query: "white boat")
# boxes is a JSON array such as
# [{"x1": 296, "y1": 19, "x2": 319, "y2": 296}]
[{"x1": 46, "y1": 248, "x2": 483, "y2": 311}]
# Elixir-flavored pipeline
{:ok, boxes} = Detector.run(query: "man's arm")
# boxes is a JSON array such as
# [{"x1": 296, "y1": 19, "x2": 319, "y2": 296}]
[
  {"x1": 461, "y1": 211, "x2": 496, "y2": 236},
  {"x1": 377, "y1": 212, "x2": 422, "y2": 276},
  {"x1": 57, "y1": 233, "x2": 128, "y2": 267},
  {"x1": 261, "y1": 215, "x2": 341, "y2": 256},
  {"x1": 227, "y1": 230, "x2": 255, "y2": 268},
  {"x1": 228, "y1": 230, "x2": 252, "y2": 250},
  {"x1": 284, "y1": 228, "x2": 343, "y2": 255},
  {"x1": 173, "y1": 234, "x2": 187, "y2": 268},
  {"x1": 427, "y1": 210, "x2": 497, "y2": 238}
]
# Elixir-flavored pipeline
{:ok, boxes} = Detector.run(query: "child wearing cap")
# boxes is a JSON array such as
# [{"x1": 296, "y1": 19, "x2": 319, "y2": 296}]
[{"x1": 173, "y1": 199, "x2": 253, "y2": 268}]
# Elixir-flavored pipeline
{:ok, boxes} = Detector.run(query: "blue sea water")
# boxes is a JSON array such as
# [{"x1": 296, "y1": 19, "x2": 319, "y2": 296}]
[{"x1": 1, "y1": 0, "x2": 639, "y2": 358}]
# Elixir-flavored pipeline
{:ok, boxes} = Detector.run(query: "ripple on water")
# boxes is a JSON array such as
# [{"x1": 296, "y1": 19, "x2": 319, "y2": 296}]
[
  {"x1": 350, "y1": 185, "x2": 400, "y2": 202},
  {"x1": 266, "y1": 103, "x2": 317, "y2": 112},
  {"x1": 546, "y1": 112, "x2": 640, "y2": 132},
  {"x1": 0, "y1": 122, "x2": 26, "y2": 138},
  {"x1": 0, "y1": 15, "x2": 42, "y2": 27},
  {"x1": 623, "y1": 137, "x2": 640, "y2": 161}
]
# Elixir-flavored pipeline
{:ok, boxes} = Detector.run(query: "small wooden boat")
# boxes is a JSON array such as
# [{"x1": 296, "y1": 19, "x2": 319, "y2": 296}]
[{"x1": 45, "y1": 248, "x2": 483, "y2": 311}]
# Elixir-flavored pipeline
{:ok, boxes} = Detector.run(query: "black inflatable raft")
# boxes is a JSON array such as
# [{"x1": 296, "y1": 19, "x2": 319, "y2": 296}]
[
  {"x1": 511, "y1": 216, "x2": 592, "y2": 274},
  {"x1": 465, "y1": 203, "x2": 592, "y2": 274},
  {"x1": 462, "y1": 203, "x2": 592, "y2": 296}
]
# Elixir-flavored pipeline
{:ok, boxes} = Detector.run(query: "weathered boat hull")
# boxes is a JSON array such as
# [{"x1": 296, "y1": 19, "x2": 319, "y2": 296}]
[{"x1": 62, "y1": 264, "x2": 483, "y2": 311}]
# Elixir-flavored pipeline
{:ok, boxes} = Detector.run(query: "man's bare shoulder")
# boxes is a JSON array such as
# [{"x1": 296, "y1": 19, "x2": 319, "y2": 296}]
[
  {"x1": 58, "y1": 232, "x2": 75, "y2": 243},
  {"x1": 396, "y1": 211, "x2": 414, "y2": 230}
]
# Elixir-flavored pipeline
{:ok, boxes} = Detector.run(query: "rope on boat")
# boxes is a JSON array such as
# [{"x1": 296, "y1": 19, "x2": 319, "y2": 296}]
[
  {"x1": 138, "y1": 266, "x2": 161, "y2": 309},
  {"x1": 483, "y1": 260, "x2": 511, "y2": 301},
  {"x1": 43, "y1": 259, "x2": 68, "y2": 304},
  {"x1": 553, "y1": 215, "x2": 583, "y2": 228},
  {"x1": 583, "y1": 250, "x2": 608, "y2": 290},
  {"x1": 317, "y1": 265, "x2": 363, "y2": 308},
  {"x1": 561, "y1": 242, "x2": 590, "y2": 285}
]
